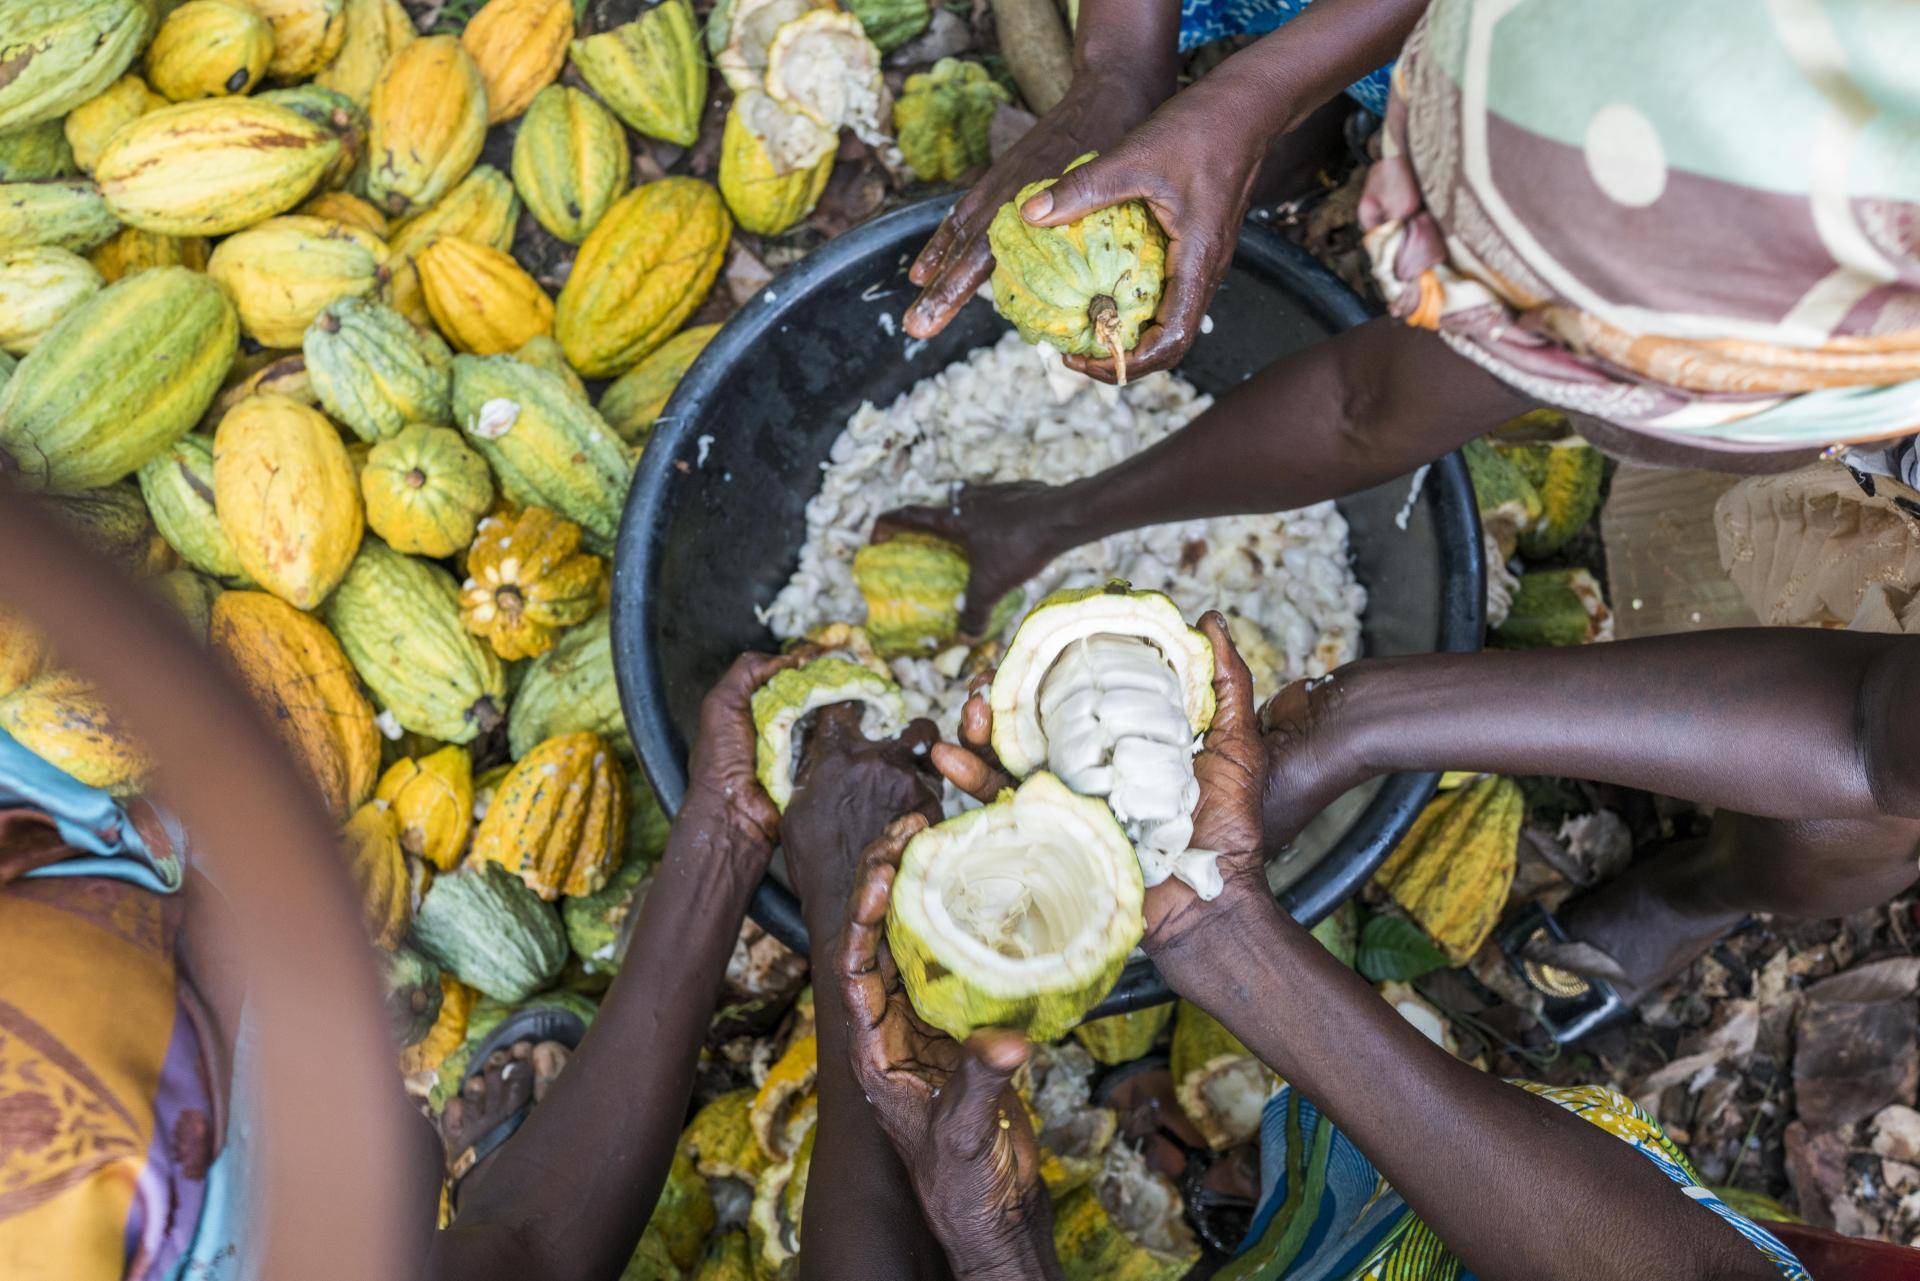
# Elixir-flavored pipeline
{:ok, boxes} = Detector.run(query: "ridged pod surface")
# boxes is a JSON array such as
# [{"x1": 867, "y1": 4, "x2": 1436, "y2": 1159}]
[
  {"x1": 569, "y1": 0, "x2": 706, "y2": 147},
  {"x1": 304, "y1": 294, "x2": 452, "y2": 441},
  {"x1": 458, "y1": 505, "x2": 604, "y2": 660},
  {"x1": 396, "y1": 973, "x2": 475, "y2": 1079},
  {"x1": 510, "y1": 85, "x2": 629, "y2": 245},
  {"x1": 0, "y1": 671, "x2": 153, "y2": 794},
  {"x1": 375, "y1": 744, "x2": 473, "y2": 870},
  {"x1": 213, "y1": 393, "x2": 365, "y2": 607},
  {"x1": 0, "y1": 267, "x2": 236, "y2": 492},
  {"x1": 361, "y1": 424, "x2": 492, "y2": 557},
  {"x1": 416, "y1": 236, "x2": 553, "y2": 355},
  {"x1": 89, "y1": 225, "x2": 210, "y2": 280},
  {"x1": 988, "y1": 154, "x2": 1166, "y2": 373},
  {"x1": 470, "y1": 730, "x2": 626, "y2": 899},
  {"x1": 1372, "y1": 774, "x2": 1522, "y2": 963},
  {"x1": 94, "y1": 97, "x2": 341, "y2": 235},
  {"x1": 507, "y1": 608, "x2": 622, "y2": 758},
  {"x1": 409, "y1": 862, "x2": 566, "y2": 1001},
  {"x1": 207, "y1": 215, "x2": 391, "y2": 347},
  {"x1": 511, "y1": 334, "x2": 587, "y2": 401},
  {"x1": 717, "y1": 93, "x2": 832, "y2": 237},
  {"x1": 212, "y1": 352, "x2": 315, "y2": 416},
  {"x1": 251, "y1": 0, "x2": 348, "y2": 80},
  {"x1": 845, "y1": 0, "x2": 928, "y2": 53},
  {"x1": 0, "y1": 247, "x2": 103, "y2": 354},
  {"x1": 256, "y1": 84, "x2": 368, "y2": 191},
  {"x1": 144, "y1": 0, "x2": 274, "y2": 100},
  {"x1": 0, "y1": 0, "x2": 154, "y2": 133},
  {"x1": 460, "y1": 0, "x2": 572, "y2": 123},
  {"x1": 0, "y1": 120, "x2": 77, "y2": 181},
  {"x1": 298, "y1": 189, "x2": 389, "y2": 237},
  {"x1": 597, "y1": 322, "x2": 718, "y2": 444},
  {"x1": 322, "y1": 538, "x2": 508, "y2": 742},
  {"x1": 136, "y1": 433, "x2": 252, "y2": 582},
  {"x1": 893, "y1": 57, "x2": 1007, "y2": 183},
  {"x1": 364, "y1": 36, "x2": 488, "y2": 219},
  {"x1": 1071, "y1": 1004, "x2": 1172, "y2": 1065},
  {"x1": 64, "y1": 74, "x2": 166, "y2": 174},
  {"x1": 452, "y1": 353, "x2": 633, "y2": 551},
  {"x1": 555, "y1": 177, "x2": 729, "y2": 377},
  {"x1": 210, "y1": 589, "x2": 382, "y2": 820},
  {"x1": 342, "y1": 800, "x2": 411, "y2": 948},
  {"x1": 387, "y1": 165, "x2": 519, "y2": 260},
  {"x1": 380, "y1": 944, "x2": 443, "y2": 1047},
  {"x1": 0, "y1": 179, "x2": 121, "y2": 253},
  {"x1": 315, "y1": 0, "x2": 416, "y2": 106}
]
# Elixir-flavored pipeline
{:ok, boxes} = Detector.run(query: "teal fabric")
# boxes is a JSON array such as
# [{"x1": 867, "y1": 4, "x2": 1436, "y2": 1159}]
[{"x1": 0, "y1": 726, "x2": 182, "y2": 891}]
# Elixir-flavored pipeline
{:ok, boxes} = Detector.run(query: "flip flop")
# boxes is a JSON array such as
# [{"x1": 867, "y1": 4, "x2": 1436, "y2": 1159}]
[
  {"x1": 1494, "y1": 902, "x2": 1628, "y2": 1045},
  {"x1": 447, "y1": 1006, "x2": 588, "y2": 1194}
]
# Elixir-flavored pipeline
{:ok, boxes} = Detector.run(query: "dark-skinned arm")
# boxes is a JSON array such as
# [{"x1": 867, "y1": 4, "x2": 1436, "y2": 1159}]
[
  {"x1": 885, "y1": 320, "x2": 1534, "y2": 631},
  {"x1": 780, "y1": 707, "x2": 956, "y2": 1281},
  {"x1": 1266, "y1": 628, "x2": 1920, "y2": 831},
  {"x1": 424, "y1": 654, "x2": 793, "y2": 1281}
]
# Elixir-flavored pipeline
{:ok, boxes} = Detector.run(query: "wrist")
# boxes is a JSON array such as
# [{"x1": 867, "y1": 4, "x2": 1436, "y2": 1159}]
[
  {"x1": 1150, "y1": 880, "x2": 1284, "y2": 995},
  {"x1": 662, "y1": 791, "x2": 772, "y2": 899},
  {"x1": 942, "y1": 1214, "x2": 1061, "y2": 1281}
]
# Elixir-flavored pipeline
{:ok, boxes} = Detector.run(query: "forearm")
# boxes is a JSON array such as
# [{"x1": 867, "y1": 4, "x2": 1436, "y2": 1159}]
[
  {"x1": 1322, "y1": 629, "x2": 1920, "y2": 821},
  {"x1": 1074, "y1": 0, "x2": 1180, "y2": 94},
  {"x1": 1035, "y1": 321, "x2": 1530, "y2": 553},
  {"x1": 1155, "y1": 895, "x2": 1774, "y2": 1280},
  {"x1": 799, "y1": 833, "x2": 953, "y2": 1280},
  {"x1": 431, "y1": 812, "x2": 760, "y2": 1281},
  {"x1": 1209, "y1": 0, "x2": 1430, "y2": 135}
]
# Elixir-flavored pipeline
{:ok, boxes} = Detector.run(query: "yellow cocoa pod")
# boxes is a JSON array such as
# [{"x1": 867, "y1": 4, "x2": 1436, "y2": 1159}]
[
  {"x1": 362, "y1": 424, "x2": 492, "y2": 557},
  {"x1": 1372, "y1": 775, "x2": 1523, "y2": 964},
  {"x1": 145, "y1": 0, "x2": 274, "y2": 101},
  {"x1": 64, "y1": 74, "x2": 168, "y2": 175},
  {"x1": 0, "y1": 608, "x2": 54, "y2": 698},
  {"x1": 88, "y1": 225, "x2": 210, "y2": 281},
  {"x1": 374, "y1": 744, "x2": 474, "y2": 870},
  {"x1": 470, "y1": 730, "x2": 626, "y2": 899},
  {"x1": 388, "y1": 164, "x2": 519, "y2": 260},
  {"x1": 0, "y1": 247, "x2": 104, "y2": 355},
  {"x1": 460, "y1": 0, "x2": 572, "y2": 124},
  {"x1": 512, "y1": 334, "x2": 589, "y2": 402},
  {"x1": 597, "y1": 321, "x2": 718, "y2": 444},
  {"x1": 299, "y1": 190, "x2": 390, "y2": 237},
  {"x1": 211, "y1": 352, "x2": 317, "y2": 418},
  {"x1": 397, "y1": 973, "x2": 476, "y2": 1079},
  {"x1": 417, "y1": 236, "x2": 553, "y2": 355},
  {"x1": 365, "y1": 36, "x2": 488, "y2": 220},
  {"x1": 555, "y1": 176, "x2": 729, "y2": 377},
  {"x1": 569, "y1": 0, "x2": 705, "y2": 146},
  {"x1": 458, "y1": 505, "x2": 604, "y2": 660},
  {"x1": 213, "y1": 393, "x2": 365, "y2": 608},
  {"x1": 342, "y1": 798, "x2": 411, "y2": 947},
  {"x1": 0, "y1": 671, "x2": 153, "y2": 795},
  {"x1": 210, "y1": 589, "x2": 381, "y2": 820},
  {"x1": 717, "y1": 91, "x2": 833, "y2": 237},
  {"x1": 95, "y1": 98, "x2": 342, "y2": 235},
  {"x1": 316, "y1": 0, "x2": 417, "y2": 107},
  {"x1": 511, "y1": 85, "x2": 630, "y2": 244},
  {"x1": 252, "y1": 0, "x2": 349, "y2": 80},
  {"x1": 207, "y1": 215, "x2": 391, "y2": 348}
]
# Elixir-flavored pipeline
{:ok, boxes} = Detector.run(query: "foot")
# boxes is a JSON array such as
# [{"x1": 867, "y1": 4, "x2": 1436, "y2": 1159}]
[
  {"x1": 440, "y1": 1039, "x2": 574, "y2": 1195},
  {"x1": 1533, "y1": 843, "x2": 1746, "y2": 1008}
]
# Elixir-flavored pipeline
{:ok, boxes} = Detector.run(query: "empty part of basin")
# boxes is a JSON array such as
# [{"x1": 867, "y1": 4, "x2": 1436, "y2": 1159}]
[{"x1": 611, "y1": 194, "x2": 1485, "y2": 1016}]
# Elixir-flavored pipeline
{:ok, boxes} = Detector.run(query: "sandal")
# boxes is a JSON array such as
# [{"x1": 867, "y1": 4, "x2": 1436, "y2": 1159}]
[{"x1": 445, "y1": 1006, "x2": 587, "y2": 1196}]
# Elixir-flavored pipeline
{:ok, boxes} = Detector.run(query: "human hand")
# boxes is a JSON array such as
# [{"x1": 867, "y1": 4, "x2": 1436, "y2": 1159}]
[
  {"x1": 927, "y1": 614, "x2": 1273, "y2": 952},
  {"x1": 1258, "y1": 666, "x2": 1366, "y2": 851},
  {"x1": 871, "y1": 481, "x2": 1065, "y2": 635},
  {"x1": 780, "y1": 703, "x2": 942, "y2": 929},
  {"x1": 838, "y1": 815, "x2": 1060, "y2": 1279},
  {"x1": 1015, "y1": 76, "x2": 1272, "y2": 381},
  {"x1": 904, "y1": 67, "x2": 1171, "y2": 343},
  {"x1": 681, "y1": 651, "x2": 804, "y2": 872}
]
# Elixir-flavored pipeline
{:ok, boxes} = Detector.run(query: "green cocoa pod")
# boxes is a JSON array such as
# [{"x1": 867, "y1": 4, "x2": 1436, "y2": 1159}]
[
  {"x1": 0, "y1": 0, "x2": 155, "y2": 134},
  {"x1": 511, "y1": 85, "x2": 630, "y2": 245},
  {"x1": 137, "y1": 433, "x2": 252, "y2": 583},
  {"x1": 0, "y1": 119, "x2": 79, "y2": 181},
  {"x1": 0, "y1": 266, "x2": 237, "y2": 492},
  {"x1": 0, "y1": 178, "x2": 121, "y2": 253},
  {"x1": 304, "y1": 294, "x2": 453, "y2": 442}
]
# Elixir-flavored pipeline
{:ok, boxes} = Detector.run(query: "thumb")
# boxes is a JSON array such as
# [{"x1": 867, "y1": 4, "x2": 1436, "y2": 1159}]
[
  {"x1": 1021, "y1": 155, "x2": 1141, "y2": 227},
  {"x1": 934, "y1": 1031, "x2": 1030, "y2": 1151}
]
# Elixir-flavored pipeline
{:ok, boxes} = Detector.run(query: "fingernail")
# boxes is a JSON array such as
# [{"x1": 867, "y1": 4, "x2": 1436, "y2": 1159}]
[{"x1": 1022, "y1": 192, "x2": 1053, "y2": 221}]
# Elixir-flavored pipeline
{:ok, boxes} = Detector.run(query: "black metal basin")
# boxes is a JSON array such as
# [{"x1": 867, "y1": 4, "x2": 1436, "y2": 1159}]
[{"x1": 611, "y1": 194, "x2": 1484, "y2": 1015}]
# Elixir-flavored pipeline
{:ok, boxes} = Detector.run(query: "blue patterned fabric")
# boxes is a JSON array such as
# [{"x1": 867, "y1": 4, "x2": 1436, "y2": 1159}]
[
  {"x1": 1220, "y1": 1083, "x2": 1810, "y2": 1280},
  {"x1": 0, "y1": 727, "x2": 181, "y2": 892},
  {"x1": 1178, "y1": 0, "x2": 1394, "y2": 116}
]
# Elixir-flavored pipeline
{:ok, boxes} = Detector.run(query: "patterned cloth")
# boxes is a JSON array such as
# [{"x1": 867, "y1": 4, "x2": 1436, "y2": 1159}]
[
  {"x1": 0, "y1": 733, "x2": 255, "y2": 1281},
  {"x1": 1178, "y1": 0, "x2": 1395, "y2": 117},
  {"x1": 1360, "y1": 0, "x2": 1920, "y2": 454},
  {"x1": 1220, "y1": 1082, "x2": 1810, "y2": 1280}
]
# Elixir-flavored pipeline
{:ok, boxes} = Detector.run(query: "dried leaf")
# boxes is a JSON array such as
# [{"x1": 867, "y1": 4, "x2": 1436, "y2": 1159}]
[
  {"x1": 1872, "y1": 1104, "x2": 1920, "y2": 1165},
  {"x1": 720, "y1": 243, "x2": 773, "y2": 309},
  {"x1": 1783, "y1": 1119, "x2": 1849, "y2": 1230},
  {"x1": 1793, "y1": 961, "x2": 1920, "y2": 1130},
  {"x1": 807, "y1": 163, "x2": 887, "y2": 238}
]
